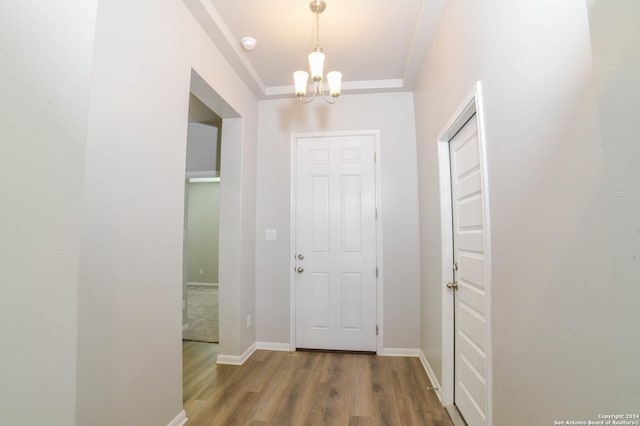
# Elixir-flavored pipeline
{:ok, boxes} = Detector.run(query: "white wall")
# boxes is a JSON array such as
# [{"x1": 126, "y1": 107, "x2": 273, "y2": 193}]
[
  {"x1": 587, "y1": 0, "x2": 640, "y2": 411},
  {"x1": 255, "y1": 93, "x2": 421, "y2": 349},
  {"x1": 217, "y1": 117, "x2": 258, "y2": 358},
  {"x1": 75, "y1": 0, "x2": 258, "y2": 425},
  {"x1": 414, "y1": 0, "x2": 638, "y2": 423},
  {"x1": 0, "y1": 1, "x2": 97, "y2": 424},
  {"x1": 186, "y1": 123, "x2": 219, "y2": 173},
  {"x1": 186, "y1": 182, "x2": 220, "y2": 283}
]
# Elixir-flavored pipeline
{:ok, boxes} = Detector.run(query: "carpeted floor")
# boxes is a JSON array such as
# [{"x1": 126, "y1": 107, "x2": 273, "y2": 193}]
[{"x1": 183, "y1": 286, "x2": 219, "y2": 343}]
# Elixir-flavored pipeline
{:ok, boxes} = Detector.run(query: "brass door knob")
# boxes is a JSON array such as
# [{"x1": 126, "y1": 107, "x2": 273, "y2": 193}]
[
  {"x1": 446, "y1": 281, "x2": 459, "y2": 290},
  {"x1": 297, "y1": 267, "x2": 304, "y2": 273}
]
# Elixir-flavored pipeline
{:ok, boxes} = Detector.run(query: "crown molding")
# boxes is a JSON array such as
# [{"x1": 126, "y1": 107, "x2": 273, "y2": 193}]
[
  {"x1": 265, "y1": 79, "x2": 406, "y2": 98},
  {"x1": 183, "y1": 0, "x2": 445, "y2": 100},
  {"x1": 402, "y1": 0, "x2": 446, "y2": 88},
  {"x1": 183, "y1": 0, "x2": 267, "y2": 97}
]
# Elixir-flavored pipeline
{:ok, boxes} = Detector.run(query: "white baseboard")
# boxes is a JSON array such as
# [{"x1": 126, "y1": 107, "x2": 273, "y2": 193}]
[
  {"x1": 167, "y1": 410, "x2": 188, "y2": 426},
  {"x1": 419, "y1": 350, "x2": 444, "y2": 404},
  {"x1": 187, "y1": 282, "x2": 218, "y2": 288},
  {"x1": 216, "y1": 343, "x2": 256, "y2": 365},
  {"x1": 182, "y1": 323, "x2": 189, "y2": 331},
  {"x1": 379, "y1": 348, "x2": 422, "y2": 357},
  {"x1": 256, "y1": 341, "x2": 292, "y2": 351},
  {"x1": 446, "y1": 404, "x2": 467, "y2": 426}
]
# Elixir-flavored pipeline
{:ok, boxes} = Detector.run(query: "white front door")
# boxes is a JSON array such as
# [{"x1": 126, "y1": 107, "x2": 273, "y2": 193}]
[
  {"x1": 294, "y1": 134, "x2": 377, "y2": 351},
  {"x1": 450, "y1": 114, "x2": 489, "y2": 425}
]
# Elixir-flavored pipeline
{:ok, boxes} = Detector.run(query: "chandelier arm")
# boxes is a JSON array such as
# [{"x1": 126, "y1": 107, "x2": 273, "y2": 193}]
[
  {"x1": 316, "y1": 80, "x2": 338, "y2": 104},
  {"x1": 320, "y1": 89, "x2": 338, "y2": 104},
  {"x1": 296, "y1": 81, "x2": 320, "y2": 103},
  {"x1": 297, "y1": 95, "x2": 315, "y2": 104},
  {"x1": 296, "y1": 81, "x2": 337, "y2": 104}
]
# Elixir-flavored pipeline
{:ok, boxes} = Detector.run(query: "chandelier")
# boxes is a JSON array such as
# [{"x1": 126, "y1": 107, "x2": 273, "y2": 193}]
[{"x1": 293, "y1": 0, "x2": 342, "y2": 103}]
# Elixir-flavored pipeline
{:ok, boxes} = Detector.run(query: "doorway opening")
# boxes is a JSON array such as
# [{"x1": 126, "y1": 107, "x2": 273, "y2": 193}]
[
  {"x1": 437, "y1": 82, "x2": 493, "y2": 426},
  {"x1": 182, "y1": 103, "x2": 222, "y2": 341},
  {"x1": 181, "y1": 69, "x2": 242, "y2": 416}
]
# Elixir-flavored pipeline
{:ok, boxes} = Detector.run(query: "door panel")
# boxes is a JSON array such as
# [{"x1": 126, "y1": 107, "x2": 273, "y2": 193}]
[
  {"x1": 310, "y1": 273, "x2": 330, "y2": 329},
  {"x1": 451, "y1": 115, "x2": 488, "y2": 426},
  {"x1": 295, "y1": 134, "x2": 377, "y2": 351},
  {"x1": 341, "y1": 273, "x2": 363, "y2": 330},
  {"x1": 341, "y1": 175, "x2": 362, "y2": 253},
  {"x1": 310, "y1": 176, "x2": 330, "y2": 253}
]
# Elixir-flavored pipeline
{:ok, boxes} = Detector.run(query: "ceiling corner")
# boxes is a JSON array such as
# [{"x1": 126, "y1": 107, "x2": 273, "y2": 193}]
[
  {"x1": 402, "y1": 0, "x2": 446, "y2": 90},
  {"x1": 182, "y1": 0, "x2": 268, "y2": 99}
]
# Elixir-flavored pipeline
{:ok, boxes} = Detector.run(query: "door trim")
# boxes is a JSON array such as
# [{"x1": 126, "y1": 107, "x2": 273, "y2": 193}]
[
  {"x1": 437, "y1": 82, "x2": 493, "y2": 425},
  {"x1": 289, "y1": 130, "x2": 384, "y2": 354}
]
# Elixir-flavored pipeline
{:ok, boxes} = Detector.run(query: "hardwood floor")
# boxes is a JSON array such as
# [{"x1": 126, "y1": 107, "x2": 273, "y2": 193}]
[{"x1": 183, "y1": 341, "x2": 453, "y2": 425}]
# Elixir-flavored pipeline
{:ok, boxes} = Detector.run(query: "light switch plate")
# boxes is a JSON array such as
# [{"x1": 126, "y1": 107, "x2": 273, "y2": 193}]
[{"x1": 265, "y1": 229, "x2": 277, "y2": 241}]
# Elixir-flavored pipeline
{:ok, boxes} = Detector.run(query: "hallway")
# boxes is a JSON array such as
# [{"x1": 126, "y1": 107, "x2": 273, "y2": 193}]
[{"x1": 3, "y1": 0, "x2": 638, "y2": 425}]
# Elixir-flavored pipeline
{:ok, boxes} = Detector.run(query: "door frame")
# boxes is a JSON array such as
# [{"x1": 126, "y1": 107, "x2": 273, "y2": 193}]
[
  {"x1": 437, "y1": 82, "x2": 493, "y2": 425},
  {"x1": 289, "y1": 130, "x2": 384, "y2": 354}
]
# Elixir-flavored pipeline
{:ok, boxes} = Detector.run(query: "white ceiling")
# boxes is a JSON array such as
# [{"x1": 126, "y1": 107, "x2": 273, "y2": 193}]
[{"x1": 184, "y1": 0, "x2": 445, "y2": 99}]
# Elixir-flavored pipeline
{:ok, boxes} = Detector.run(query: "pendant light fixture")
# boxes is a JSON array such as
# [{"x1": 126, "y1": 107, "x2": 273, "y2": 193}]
[{"x1": 293, "y1": 0, "x2": 342, "y2": 103}]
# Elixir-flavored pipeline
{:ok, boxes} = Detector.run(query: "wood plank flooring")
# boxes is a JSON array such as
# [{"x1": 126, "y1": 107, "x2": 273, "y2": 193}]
[{"x1": 183, "y1": 341, "x2": 453, "y2": 425}]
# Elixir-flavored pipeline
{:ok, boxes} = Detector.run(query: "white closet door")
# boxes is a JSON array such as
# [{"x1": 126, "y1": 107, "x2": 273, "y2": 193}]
[{"x1": 450, "y1": 115, "x2": 489, "y2": 426}]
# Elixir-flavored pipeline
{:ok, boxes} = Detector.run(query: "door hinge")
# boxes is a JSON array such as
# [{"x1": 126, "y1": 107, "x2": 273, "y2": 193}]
[
  {"x1": 375, "y1": 208, "x2": 378, "y2": 219},
  {"x1": 376, "y1": 325, "x2": 379, "y2": 336},
  {"x1": 454, "y1": 262, "x2": 458, "y2": 271},
  {"x1": 374, "y1": 152, "x2": 377, "y2": 163},
  {"x1": 376, "y1": 267, "x2": 379, "y2": 278}
]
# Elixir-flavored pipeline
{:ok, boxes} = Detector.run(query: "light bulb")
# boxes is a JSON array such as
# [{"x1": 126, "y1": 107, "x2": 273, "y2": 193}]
[
  {"x1": 308, "y1": 51, "x2": 325, "y2": 82},
  {"x1": 327, "y1": 71, "x2": 342, "y2": 97},
  {"x1": 293, "y1": 71, "x2": 309, "y2": 97}
]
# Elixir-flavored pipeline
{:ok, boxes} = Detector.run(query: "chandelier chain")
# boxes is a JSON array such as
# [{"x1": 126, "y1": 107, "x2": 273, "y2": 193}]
[{"x1": 315, "y1": 11, "x2": 321, "y2": 48}]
